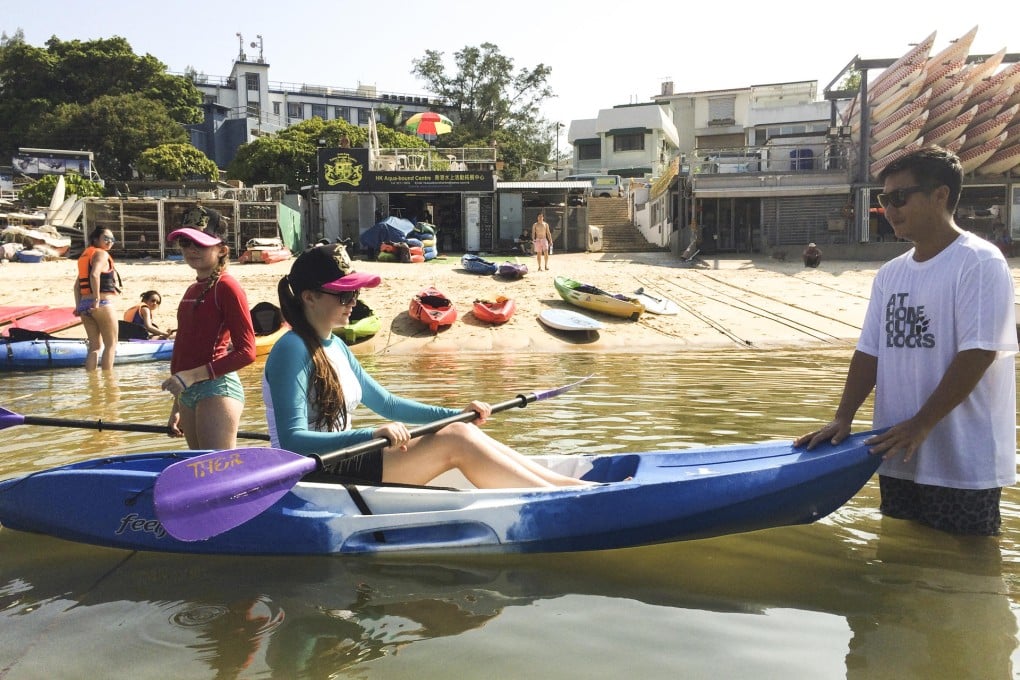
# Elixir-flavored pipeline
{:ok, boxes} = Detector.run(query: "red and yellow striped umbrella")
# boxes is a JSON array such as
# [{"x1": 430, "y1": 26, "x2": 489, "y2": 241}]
[{"x1": 404, "y1": 111, "x2": 453, "y2": 136}]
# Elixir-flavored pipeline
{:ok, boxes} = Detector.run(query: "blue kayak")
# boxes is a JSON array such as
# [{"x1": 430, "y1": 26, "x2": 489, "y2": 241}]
[
  {"x1": 461, "y1": 253, "x2": 498, "y2": 275},
  {"x1": 0, "y1": 432, "x2": 882, "y2": 555},
  {"x1": 0, "y1": 338, "x2": 174, "y2": 371}
]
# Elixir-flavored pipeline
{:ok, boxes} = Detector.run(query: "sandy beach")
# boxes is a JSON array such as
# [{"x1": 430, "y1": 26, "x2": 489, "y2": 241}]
[{"x1": 0, "y1": 250, "x2": 911, "y2": 355}]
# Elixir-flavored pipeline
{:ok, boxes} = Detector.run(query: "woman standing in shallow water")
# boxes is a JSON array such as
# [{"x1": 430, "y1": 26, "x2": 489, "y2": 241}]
[
  {"x1": 160, "y1": 209, "x2": 256, "y2": 450},
  {"x1": 74, "y1": 227, "x2": 120, "y2": 371}
]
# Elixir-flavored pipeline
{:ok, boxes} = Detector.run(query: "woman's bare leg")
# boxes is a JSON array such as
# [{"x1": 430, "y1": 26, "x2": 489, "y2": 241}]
[
  {"x1": 192, "y1": 395, "x2": 243, "y2": 450},
  {"x1": 81, "y1": 315, "x2": 101, "y2": 372},
  {"x1": 178, "y1": 396, "x2": 243, "y2": 450},
  {"x1": 382, "y1": 422, "x2": 590, "y2": 488},
  {"x1": 92, "y1": 304, "x2": 118, "y2": 370}
]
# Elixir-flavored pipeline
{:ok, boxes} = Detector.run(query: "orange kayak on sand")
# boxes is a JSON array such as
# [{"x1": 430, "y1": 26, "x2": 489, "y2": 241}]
[
  {"x1": 409, "y1": 286, "x2": 457, "y2": 333},
  {"x1": 472, "y1": 296, "x2": 516, "y2": 324}
]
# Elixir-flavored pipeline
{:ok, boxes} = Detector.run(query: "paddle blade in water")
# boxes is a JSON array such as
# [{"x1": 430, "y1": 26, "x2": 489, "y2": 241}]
[{"x1": 154, "y1": 447, "x2": 317, "y2": 542}]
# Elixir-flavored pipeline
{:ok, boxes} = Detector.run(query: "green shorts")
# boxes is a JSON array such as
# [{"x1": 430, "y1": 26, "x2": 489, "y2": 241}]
[{"x1": 178, "y1": 372, "x2": 245, "y2": 409}]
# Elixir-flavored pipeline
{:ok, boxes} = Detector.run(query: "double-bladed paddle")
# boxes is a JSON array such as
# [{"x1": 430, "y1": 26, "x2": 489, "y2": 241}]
[
  {"x1": 0, "y1": 406, "x2": 271, "y2": 441},
  {"x1": 154, "y1": 375, "x2": 592, "y2": 542}
]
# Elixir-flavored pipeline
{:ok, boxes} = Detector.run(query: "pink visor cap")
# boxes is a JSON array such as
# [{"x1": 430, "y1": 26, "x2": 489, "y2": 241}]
[
  {"x1": 167, "y1": 227, "x2": 224, "y2": 247},
  {"x1": 288, "y1": 244, "x2": 381, "y2": 293}
]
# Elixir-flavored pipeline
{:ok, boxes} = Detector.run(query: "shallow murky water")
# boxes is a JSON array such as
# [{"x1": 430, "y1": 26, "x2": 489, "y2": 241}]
[{"x1": 1, "y1": 348, "x2": 1017, "y2": 678}]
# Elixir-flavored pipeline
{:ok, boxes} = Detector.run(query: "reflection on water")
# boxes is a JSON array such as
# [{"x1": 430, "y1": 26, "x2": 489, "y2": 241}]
[{"x1": 0, "y1": 349, "x2": 1018, "y2": 678}]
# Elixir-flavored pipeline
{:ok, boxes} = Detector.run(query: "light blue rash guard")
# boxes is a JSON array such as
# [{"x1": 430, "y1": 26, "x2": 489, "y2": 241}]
[{"x1": 262, "y1": 331, "x2": 460, "y2": 455}]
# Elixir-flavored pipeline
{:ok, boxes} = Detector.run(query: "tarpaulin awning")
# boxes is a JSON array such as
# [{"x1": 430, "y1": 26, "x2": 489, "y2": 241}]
[{"x1": 693, "y1": 184, "x2": 851, "y2": 198}]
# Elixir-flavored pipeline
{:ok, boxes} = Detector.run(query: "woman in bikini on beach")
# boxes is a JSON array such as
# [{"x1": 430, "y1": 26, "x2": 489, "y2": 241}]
[{"x1": 74, "y1": 227, "x2": 120, "y2": 371}]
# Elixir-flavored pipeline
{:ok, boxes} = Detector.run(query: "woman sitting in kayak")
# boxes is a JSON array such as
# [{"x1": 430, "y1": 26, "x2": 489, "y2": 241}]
[
  {"x1": 263, "y1": 244, "x2": 589, "y2": 489},
  {"x1": 123, "y1": 290, "x2": 174, "y2": 339}
]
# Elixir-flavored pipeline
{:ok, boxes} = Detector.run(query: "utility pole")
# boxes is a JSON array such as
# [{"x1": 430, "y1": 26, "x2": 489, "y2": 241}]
[{"x1": 555, "y1": 122, "x2": 563, "y2": 180}]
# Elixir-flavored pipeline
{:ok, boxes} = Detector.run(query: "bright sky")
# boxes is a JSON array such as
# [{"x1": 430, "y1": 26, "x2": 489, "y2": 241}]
[{"x1": 4, "y1": 0, "x2": 1016, "y2": 131}]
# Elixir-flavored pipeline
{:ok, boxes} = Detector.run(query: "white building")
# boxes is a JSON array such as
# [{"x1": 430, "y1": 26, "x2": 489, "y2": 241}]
[
  {"x1": 567, "y1": 103, "x2": 680, "y2": 179},
  {"x1": 185, "y1": 39, "x2": 438, "y2": 169}
]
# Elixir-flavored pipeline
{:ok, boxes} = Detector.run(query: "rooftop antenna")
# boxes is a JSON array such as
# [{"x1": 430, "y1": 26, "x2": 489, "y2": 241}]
[
  {"x1": 236, "y1": 32, "x2": 247, "y2": 62},
  {"x1": 250, "y1": 34, "x2": 264, "y2": 63}
]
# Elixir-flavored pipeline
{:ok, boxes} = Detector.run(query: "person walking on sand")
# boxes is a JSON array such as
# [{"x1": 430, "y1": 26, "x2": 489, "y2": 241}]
[
  {"x1": 532, "y1": 212, "x2": 552, "y2": 271},
  {"x1": 795, "y1": 146, "x2": 1017, "y2": 536},
  {"x1": 73, "y1": 227, "x2": 120, "y2": 371},
  {"x1": 263, "y1": 244, "x2": 591, "y2": 489},
  {"x1": 160, "y1": 207, "x2": 256, "y2": 450}
]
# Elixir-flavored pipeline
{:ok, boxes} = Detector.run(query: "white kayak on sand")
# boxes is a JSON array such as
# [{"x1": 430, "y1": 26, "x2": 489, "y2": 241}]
[
  {"x1": 539, "y1": 309, "x2": 604, "y2": 332},
  {"x1": 633, "y1": 287, "x2": 680, "y2": 315}
]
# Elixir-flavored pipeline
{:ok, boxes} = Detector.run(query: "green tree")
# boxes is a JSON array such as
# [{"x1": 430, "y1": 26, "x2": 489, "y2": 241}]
[
  {"x1": 17, "y1": 172, "x2": 104, "y2": 208},
  {"x1": 376, "y1": 126, "x2": 429, "y2": 150},
  {"x1": 375, "y1": 104, "x2": 405, "y2": 128},
  {"x1": 137, "y1": 143, "x2": 219, "y2": 181},
  {"x1": 411, "y1": 43, "x2": 554, "y2": 179},
  {"x1": 278, "y1": 117, "x2": 367, "y2": 148},
  {"x1": 0, "y1": 32, "x2": 202, "y2": 159},
  {"x1": 226, "y1": 118, "x2": 425, "y2": 188},
  {"x1": 228, "y1": 136, "x2": 314, "y2": 188},
  {"x1": 412, "y1": 43, "x2": 552, "y2": 135},
  {"x1": 27, "y1": 93, "x2": 188, "y2": 180}
]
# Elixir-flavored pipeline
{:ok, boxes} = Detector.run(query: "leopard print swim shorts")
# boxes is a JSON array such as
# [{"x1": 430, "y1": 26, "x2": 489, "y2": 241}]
[{"x1": 879, "y1": 475, "x2": 1002, "y2": 536}]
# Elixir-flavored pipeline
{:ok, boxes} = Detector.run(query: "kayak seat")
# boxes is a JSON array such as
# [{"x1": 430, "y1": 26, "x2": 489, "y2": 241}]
[
  {"x1": 117, "y1": 320, "x2": 150, "y2": 341},
  {"x1": 581, "y1": 454, "x2": 640, "y2": 483},
  {"x1": 419, "y1": 295, "x2": 451, "y2": 308},
  {"x1": 6, "y1": 327, "x2": 58, "y2": 342},
  {"x1": 251, "y1": 302, "x2": 283, "y2": 335}
]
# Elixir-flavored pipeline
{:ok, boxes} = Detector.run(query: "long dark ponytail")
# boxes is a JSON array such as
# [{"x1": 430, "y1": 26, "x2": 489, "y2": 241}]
[{"x1": 278, "y1": 276, "x2": 348, "y2": 431}]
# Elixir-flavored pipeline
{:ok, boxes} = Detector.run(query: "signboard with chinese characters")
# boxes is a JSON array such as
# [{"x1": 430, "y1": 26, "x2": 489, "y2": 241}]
[{"x1": 318, "y1": 148, "x2": 494, "y2": 193}]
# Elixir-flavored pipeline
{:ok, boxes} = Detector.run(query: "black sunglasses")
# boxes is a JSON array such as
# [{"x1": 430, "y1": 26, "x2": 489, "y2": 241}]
[
  {"x1": 176, "y1": 237, "x2": 207, "y2": 250},
  {"x1": 318, "y1": 289, "x2": 360, "y2": 305},
  {"x1": 876, "y1": 185, "x2": 929, "y2": 209}
]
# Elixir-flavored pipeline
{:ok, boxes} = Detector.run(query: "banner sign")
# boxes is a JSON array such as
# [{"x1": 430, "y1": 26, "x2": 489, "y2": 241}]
[{"x1": 318, "y1": 148, "x2": 494, "y2": 193}]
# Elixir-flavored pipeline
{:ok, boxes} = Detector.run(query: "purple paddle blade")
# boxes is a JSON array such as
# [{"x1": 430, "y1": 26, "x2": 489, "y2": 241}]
[
  {"x1": 0, "y1": 407, "x2": 26, "y2": 431},
  {"x1": 532, "y1": 374, "x2": 592, "y2": 402},
  {"x1": 154, "y1": 447, "x2": 317, "y2": 542}
]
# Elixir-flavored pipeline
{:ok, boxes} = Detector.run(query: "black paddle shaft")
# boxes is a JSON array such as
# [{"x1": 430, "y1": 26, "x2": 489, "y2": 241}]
[
  {"x1": 314, "y1": 393, "x2": 534, "y2": 472},
  {"x1": 21, "y1": 415, "x2": 271, "y2": 441}
]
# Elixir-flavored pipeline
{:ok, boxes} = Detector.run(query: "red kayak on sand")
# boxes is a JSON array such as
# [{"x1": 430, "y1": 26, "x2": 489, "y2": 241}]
[
  {"x1": 409, "y1": 286, "x2": 457, "y2": 333},
  {"x1": 473, "y1": 296, "x2": 516, "y2": 324},
  {"x1": 0, "y1": 305, "x2": 48, "y2": 325},
  {"x1": 1, "y1": 307, "x2": 81, "y2": 337}
]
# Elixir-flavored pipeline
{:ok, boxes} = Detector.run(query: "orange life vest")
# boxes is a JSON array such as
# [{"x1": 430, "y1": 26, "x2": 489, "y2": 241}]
[{"x1": 77, "y1": 246, "x2": 118, "y2": 295}]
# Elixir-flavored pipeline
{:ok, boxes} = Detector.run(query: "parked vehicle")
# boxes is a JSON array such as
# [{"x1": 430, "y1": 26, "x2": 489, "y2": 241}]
[{"x1": 563, "y1": 173, "x2": 624, "y2": 198}]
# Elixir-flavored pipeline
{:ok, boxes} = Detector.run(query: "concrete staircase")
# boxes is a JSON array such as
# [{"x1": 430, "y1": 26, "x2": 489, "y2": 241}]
[{"x1": 587, "y1": 197, "x2": 664, "y2": 253}]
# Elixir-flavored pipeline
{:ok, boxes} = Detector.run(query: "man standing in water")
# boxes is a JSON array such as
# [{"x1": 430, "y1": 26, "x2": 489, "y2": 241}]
[
  {"x1": 531, "y1": 212, "x2": 552, "y2": 271},
  {"x1": 796, "y1": 146, "x2": 1017, "y2": 535}
]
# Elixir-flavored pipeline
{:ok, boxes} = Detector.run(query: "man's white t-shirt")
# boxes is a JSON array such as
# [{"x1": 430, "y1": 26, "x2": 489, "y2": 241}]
[{"x1": 858, "y1": 231, "x2": 1017, "y2": 489}]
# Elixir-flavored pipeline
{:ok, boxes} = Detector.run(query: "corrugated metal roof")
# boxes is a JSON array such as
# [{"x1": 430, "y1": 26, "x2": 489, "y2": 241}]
[{"x1": 497, "y1": 181, "x2": 592, "y2": 189}]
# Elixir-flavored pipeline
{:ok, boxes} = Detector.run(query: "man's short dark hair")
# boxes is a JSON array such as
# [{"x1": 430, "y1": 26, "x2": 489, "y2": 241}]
[{"x1": 878, "y1": 145, "x2": 963, "y2": 212}]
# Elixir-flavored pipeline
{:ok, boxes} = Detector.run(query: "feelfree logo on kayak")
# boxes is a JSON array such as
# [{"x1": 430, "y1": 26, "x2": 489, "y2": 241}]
[{"x1": 116, "y1": 513, "x2": 167, "y2": 539}]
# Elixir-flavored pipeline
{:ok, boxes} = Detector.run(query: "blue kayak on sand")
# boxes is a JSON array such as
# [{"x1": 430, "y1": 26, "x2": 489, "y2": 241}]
[
  {"x1": 461, "y1": 253, "x2": 498, "y2": 275},
  {"x1": 0, "y1": 431, "x2": 882, "y2": 556}
]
